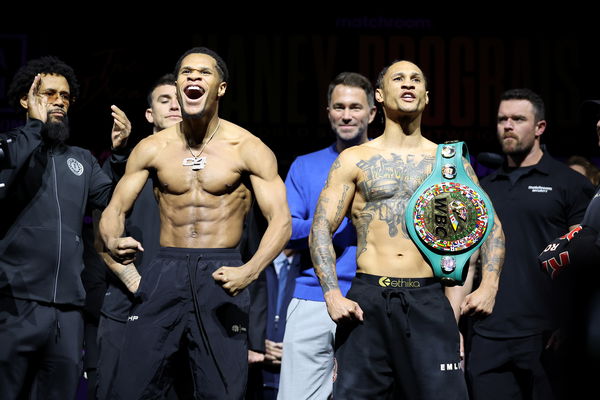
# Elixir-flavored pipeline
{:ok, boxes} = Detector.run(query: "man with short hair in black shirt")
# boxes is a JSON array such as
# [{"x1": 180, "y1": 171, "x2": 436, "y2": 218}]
[{"x1": 466, "y1": 88, "x2": 595, "y2": 400}]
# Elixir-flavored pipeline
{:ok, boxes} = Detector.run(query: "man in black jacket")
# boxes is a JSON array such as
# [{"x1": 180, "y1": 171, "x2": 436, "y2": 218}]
[{"x1": 0, "y1": 56, "x2": 112, "y2": 400}]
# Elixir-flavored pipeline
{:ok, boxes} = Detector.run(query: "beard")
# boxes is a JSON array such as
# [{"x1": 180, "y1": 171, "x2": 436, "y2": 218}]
[
  {"x1": 501, "y1": 139, "x2": 531, "y2": 156},
  {"x1": 42, "y1": 115, "x2": 70, "y2": 144}
]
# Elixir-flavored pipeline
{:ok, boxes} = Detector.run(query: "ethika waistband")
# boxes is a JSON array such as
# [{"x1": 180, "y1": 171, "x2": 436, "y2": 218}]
[{"x1": 355, "y1": 273, "x2": 438, "y2": 288}]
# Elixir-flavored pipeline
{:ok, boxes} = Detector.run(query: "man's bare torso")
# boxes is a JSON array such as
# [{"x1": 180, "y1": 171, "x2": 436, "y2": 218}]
[
  {"x1": 348, "y1": 138, "x2": 438, "y2": 277},
  {"x1": 141, "y1": 119, "x2": 253, "y2": 248}
]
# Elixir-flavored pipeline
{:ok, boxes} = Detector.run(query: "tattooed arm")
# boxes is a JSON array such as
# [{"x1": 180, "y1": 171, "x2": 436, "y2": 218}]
[
  {"x1": 459, "y1": 157, "x2": 505, "y2": 316},
  {"x1": 92, "y1": 209, "x2": 141, "y2": 294},
  {"x1": 100, "y1": 254, "x2": 142, "y2": 294},
  {"x1": 310, "y1": 152, "x2": 364, "y2": 323}
]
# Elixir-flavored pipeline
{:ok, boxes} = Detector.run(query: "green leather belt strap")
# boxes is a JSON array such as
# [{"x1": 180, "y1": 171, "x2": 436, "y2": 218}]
[{"x1": 405, "y1": 141, "x2": 494, "y2": 285}]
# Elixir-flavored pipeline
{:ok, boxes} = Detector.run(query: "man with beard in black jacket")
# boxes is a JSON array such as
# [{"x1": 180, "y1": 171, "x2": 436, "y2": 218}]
[{"x1": 0, "y1": 56, "x2": 113, "y2": 400}]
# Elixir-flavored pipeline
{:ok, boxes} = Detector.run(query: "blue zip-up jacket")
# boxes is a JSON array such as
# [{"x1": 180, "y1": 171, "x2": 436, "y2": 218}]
[
  {"x1": 0, "y1": 119, "x2": 112, "y2": 306},
  {"x1": 285, "y1": 144, "x2": 357, "y2": 301}
]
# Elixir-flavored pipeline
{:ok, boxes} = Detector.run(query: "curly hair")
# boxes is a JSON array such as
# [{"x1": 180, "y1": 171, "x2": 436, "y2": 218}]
[{"x1": 7, "y1": 56, "x2": 80, "y2": 110}]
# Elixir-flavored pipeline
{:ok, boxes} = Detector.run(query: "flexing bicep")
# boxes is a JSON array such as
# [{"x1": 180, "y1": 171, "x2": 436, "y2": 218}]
[
  {"x1": 243, "y1": 140, "x2": 291, "y2": 274},
  {"x1": 251, "y1": 173, "x2": 289, "y2": 228},
  {"x1": 108, "y1": 144, "x2": 151, "y2": 215},
  {"x1": 100, "y1": 141, "x2": 154, "y2": 244},
  {"x1": 246, "y1": 142, "x2": 289, "y2": 222}
]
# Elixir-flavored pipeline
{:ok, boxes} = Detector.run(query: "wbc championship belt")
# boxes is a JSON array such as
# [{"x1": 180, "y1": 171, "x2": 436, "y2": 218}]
[{"x1": 405, "y1": 141, "x2": 494, "y2": 285}]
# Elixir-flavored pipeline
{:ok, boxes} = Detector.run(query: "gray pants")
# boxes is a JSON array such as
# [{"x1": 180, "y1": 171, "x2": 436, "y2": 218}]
[{"x1": 277, "y1": 298, "x2": 336, "y2": 400}]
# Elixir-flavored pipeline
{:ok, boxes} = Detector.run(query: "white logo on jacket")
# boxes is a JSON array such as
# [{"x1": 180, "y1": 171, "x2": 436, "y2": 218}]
[
  {"x1": 528, "y1": 185, "x2": 552, "y2": 193},
  {"x1": 67, "y1": 158, "x2": 84, "y2": 176}
]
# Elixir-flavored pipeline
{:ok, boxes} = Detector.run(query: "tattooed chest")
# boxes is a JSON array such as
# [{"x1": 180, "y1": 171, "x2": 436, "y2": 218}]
[
  {"x1": 354, "y1": 153, "x2": 434, "y2": 240},
  {"x1": 356, "y1": 154, "x2": 433, "y2": 202}
]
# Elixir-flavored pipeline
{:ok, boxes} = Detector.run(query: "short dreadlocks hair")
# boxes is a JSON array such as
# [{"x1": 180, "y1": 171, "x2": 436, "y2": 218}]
[{"x1": 7, "y1": 56, "x2": 80, "y2": 110}]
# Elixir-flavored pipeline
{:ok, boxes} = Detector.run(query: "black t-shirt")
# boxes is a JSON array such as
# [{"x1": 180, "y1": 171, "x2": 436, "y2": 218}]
[{"x1": 475, "y1": 153, "x2": 595, "y2": 338}]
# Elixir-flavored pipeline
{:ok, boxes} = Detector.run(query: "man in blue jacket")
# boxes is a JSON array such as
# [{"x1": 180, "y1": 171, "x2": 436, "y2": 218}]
[
  {"x1": 0, "y1": 56, "x2": 113, "y2": 400},
  {"x1": 277, "y1": 72, "x2": 376, "y2": 399}
]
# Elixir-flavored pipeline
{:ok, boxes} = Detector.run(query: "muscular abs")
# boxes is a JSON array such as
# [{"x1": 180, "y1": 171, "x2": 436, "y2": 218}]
[
  {"x1": 152, "y1": 134, "x2": 252, "y2": 249},
  {"x1": 352, "y1": 151, "x2": 435, "y2": 277}
]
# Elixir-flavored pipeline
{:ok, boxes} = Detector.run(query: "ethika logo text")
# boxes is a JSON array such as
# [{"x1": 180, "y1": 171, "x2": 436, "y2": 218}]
[{"x1": 378, "y1": 277, "x2": 421, "y2": 288}]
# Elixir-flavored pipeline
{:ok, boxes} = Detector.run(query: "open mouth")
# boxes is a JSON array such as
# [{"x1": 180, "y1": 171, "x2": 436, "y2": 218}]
[
  {"x1": 184, "y1": 85, "x2": 205, "y2": 100},
  {"x1": 401, "y1": 93, "x2": 416, "y2": 100}
]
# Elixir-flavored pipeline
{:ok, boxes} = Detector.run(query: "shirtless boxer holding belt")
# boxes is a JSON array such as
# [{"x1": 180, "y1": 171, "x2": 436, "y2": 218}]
[{"x1": 309, "y1": 60, "x2": 505, "y2": 399}]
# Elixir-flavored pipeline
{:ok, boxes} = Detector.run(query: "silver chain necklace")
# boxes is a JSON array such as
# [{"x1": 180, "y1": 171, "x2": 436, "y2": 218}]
[{"x1": 182, "y1": 119, "x2": 221, "y2": 171}]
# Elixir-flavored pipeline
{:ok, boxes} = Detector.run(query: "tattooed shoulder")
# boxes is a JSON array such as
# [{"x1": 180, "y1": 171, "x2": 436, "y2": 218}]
[
  {"x1": 462, "y1": 157, "x2": 479, "y2": 183},
  {"x1": 354, "y1": 152, "x2": 435, "y2": 240}
]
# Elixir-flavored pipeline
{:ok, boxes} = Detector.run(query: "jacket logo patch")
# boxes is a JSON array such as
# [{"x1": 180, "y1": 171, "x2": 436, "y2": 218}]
[
  {"x1": 528, "y1": 185, "x2": 552, "y2": 193},
  {"x1": 67, "y1": 158, "x2": 84, "y2": 176}
]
